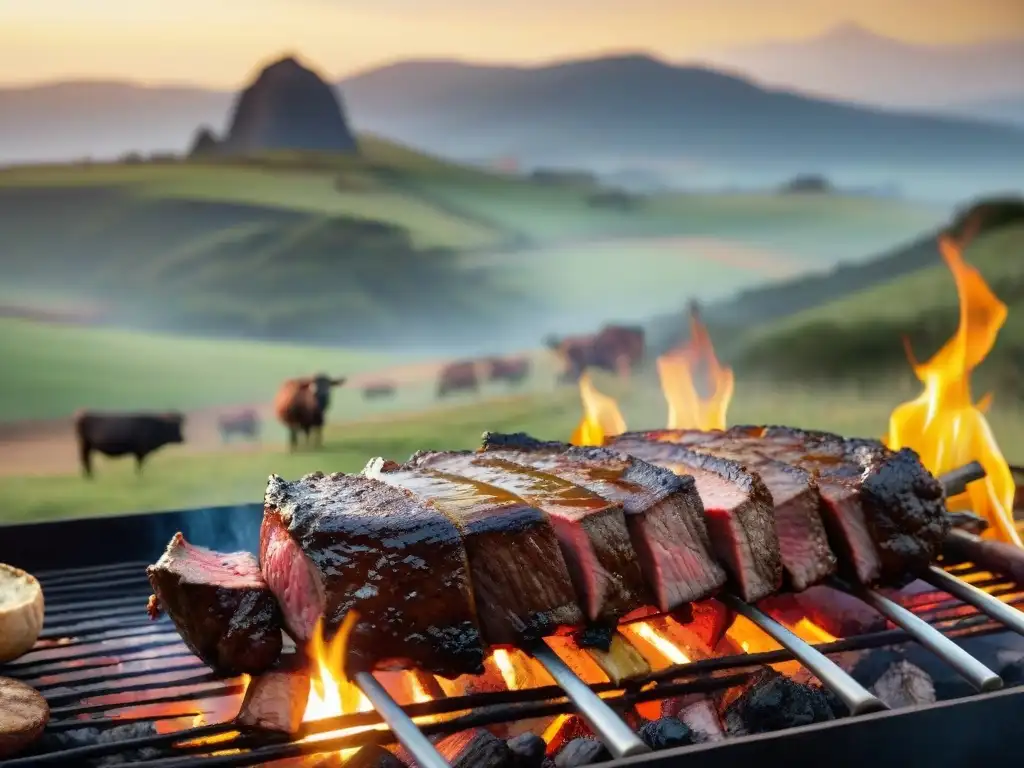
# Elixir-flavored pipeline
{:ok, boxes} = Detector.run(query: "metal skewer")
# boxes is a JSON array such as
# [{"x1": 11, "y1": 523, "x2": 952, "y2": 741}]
[
  {"x1": 718, "y1": 594, "x2": 887, "y2": 715},
  {"x1": 841, "y1": 585, "x2": 1003, "y2": 692},
  {"x1": 937, "y1": 461, "x2": 986, "y2": 497},
  {"x1": 353, "y1": 670, "x2": 451, "y2": 768},
  {"x1": 530, "y1": 645, "x2": 651, "y2": 758},
  {"x1": 923, "y1": 564, "x2": 1024, "y2": 637}
]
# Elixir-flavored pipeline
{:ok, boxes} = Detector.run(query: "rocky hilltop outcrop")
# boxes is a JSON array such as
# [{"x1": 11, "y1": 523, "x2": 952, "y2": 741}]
[{"x1": 212, "y1": 55, "x2": 358, "y2": 155}]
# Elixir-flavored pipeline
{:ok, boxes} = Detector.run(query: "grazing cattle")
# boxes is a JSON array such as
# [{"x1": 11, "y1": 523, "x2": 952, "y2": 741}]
[
  {"x1": 273, "y1": 374, "x2": 346, "y2": 451},
  {"x1": 436, "y1": 361, "x2": 479, "y2": 398},
  {"x1": 74, "y1": 411, "x2": 185, "y2": 478},
  {"x1": 546, "y1": 324, "x2": 645, "y2": 382},
  {"x1": 362, "y1": 381, "x2": 397, "y2": 400},
  {"x1": 485, "y1": 356, "x2": 531, "y2": 387},
  {"x1": 218, "y1": 408, "x2": 260, "y2": 443}
]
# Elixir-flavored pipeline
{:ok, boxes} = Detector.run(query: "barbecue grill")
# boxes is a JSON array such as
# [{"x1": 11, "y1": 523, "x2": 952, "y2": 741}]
[{"x1": 2, "y1": 468, "x2": 1023, "y2": 768}]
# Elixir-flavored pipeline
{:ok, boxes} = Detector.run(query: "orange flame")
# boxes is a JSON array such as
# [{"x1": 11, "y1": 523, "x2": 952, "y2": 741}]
[
  {"x1": 657, "y1": 305, "x2": 735, "y2": 431},
  {"x1": 570, "y1": 371, "x2": 627, "y2": 446},
  {"x1": 885, "y1": 234, "x2": 1020, "y2": 547},
  {"x1": 301, "y1": 612, "x2": 381, "y2": 761}
]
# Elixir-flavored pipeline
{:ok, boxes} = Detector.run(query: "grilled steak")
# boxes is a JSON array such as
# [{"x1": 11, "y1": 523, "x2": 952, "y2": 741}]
[
  {"x1": 656, "y1": 430, "x2": 837, "y2": 591},
  {"x1": 606, "y1": 435, "x2": 783, "y2": 602},
  {"x1": 479, "y1": 432, "x2": 726, "y2": 609},
  {"x1": 731, "y1": 426, "x2": 948, "y2": 584},
  {"x1": 146, "y1": 533, "x2": 283, "y2": 676},
  {"x1": 261, "y1": 472, "x2": 485, "y2": 678},
  {"x1": 409, "y1": 449, "x2": 649, "y2": 624},
  {"x1": 363, "y1": 458, "x2": 585, "y2": 645}
]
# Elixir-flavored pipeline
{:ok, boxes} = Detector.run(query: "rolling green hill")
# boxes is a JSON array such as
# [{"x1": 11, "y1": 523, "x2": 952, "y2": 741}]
[
  {"x1": 735, "y1": 223, "x2": 1024, "y2": 388},
  {"x1": 0, "y1": 136, "x2": 948, "y2": 346}
]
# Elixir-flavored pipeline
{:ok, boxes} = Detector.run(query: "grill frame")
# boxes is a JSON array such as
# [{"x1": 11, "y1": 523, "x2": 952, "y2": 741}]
[{"x1": 2, "y1": 504, "x2": 1022, "y2": 767}]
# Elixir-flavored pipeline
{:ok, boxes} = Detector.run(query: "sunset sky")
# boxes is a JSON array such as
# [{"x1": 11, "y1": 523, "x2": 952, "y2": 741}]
[{"x1": 1, "y1": 0, "x2": 1022, "y2": 87}]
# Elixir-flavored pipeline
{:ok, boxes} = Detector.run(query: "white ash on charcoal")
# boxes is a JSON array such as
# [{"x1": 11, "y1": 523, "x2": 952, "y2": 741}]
[
  {"x1": 38, "y1": 722, "x2": 161, "y2": 766},
  {"x1": 870, "y1": 659, "x2": 936, "y2": 709},
  {"x1": 397, "y1": 728, "x2": 512, "y2": 768},
  {"x1": 718, "y1": 668, "x2": 835, "y2": 736},
  {"x1": 236, "y1": 656, "x2": 311, "y2": 735},
  {"x1": 675, "y1": 698, "x2": 726, "y2": 743},
  {"x1": 553, "y1": 738, "x2": 611, "y2": 767},
  {"x1": 507, "y1": 732, "x2": 547, "y2": 768}
]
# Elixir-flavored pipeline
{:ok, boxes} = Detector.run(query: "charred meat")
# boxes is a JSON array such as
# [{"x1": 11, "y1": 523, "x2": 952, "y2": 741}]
[
  {"x1": 261, "y1": 472, "x2": 485, "y2": 678},
  {"x1": 654, "y1": 430, "x2": 837, "y2": 591},
  {"x1": 409, "y1": 449, "x2": 650, "y2": 624},
  {"x1": 146, "y1": 533, "x2": 283, "y2": 676},
  {"x1": 363, "y1": 459, "x2": 585, "y2": 646},
  {"x1": 479, "y1": 433, "x2": 726, "y2": 610},
  {"x1": 606, "y1": 435, "x2": 783, "y2": 602},
  {"x1": 730, "y1": 426, "x2": 947, "y2": 584}
]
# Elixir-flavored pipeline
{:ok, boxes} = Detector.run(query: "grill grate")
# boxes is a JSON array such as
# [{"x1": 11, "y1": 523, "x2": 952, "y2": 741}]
[{"x1": 2, "y1": 555, "x2": 1023, "y2": 767}]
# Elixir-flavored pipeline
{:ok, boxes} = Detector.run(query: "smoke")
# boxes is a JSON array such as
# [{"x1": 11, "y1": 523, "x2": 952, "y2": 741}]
[{"x1": 145, "y1": 503, "x2": 264, "y2": 557}]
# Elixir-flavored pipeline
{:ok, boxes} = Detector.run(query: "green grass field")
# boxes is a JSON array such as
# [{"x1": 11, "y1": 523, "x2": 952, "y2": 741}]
[
  {"x1": 5, "y1": 369, "x2": 1024, "y2": 524},
  {"x1": 0, "y1": 318, "x2": 408, "y2": 421},
  {"x1": 735, "y1": 224, "x2": 1024, "y2": 381}
]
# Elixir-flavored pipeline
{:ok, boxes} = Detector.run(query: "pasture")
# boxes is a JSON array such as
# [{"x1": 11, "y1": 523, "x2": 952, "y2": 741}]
[
  {"x1": 736, "y1": 224, "x2": 1024, "y2": 381},
  {"x1": 5, "y1": 370, "x2": 1024, "y2": 523}
]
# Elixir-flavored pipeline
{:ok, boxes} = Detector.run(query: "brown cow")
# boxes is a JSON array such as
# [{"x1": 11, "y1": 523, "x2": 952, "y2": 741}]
[
  {"x1": 485, "y1": 356, "x2": 531, "y2": 387},
  {"x1": 362, "y1": 381, "x2": 397, "y2": 400},
  {"x1": 546, "y1": 325, "x2": 645, "y2": 382},
  {"x1": 273, "y1": 374, "x2": 346, "y2": 451},
  {"x1": 74, "y1": 410, "x2": 185, "y2": 478},
  {"x1": 218, "y1": 408, "x2": 260, "y2": 443},
  {"x1": 436, "y1": 361, "x2": 479, "y2": 398}
]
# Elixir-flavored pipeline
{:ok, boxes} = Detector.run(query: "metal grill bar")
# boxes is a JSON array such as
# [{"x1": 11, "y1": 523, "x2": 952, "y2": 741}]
[
  {"x1": 719, "y1": 594, "x2": 886, "y2": 715},
  {"x1": 530, "y1": 646, "x2": 651, "y2": 758}
]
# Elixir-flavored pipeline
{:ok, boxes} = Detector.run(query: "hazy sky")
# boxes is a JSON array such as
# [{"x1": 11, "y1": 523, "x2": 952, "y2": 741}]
[{"x1": 1, "y1": 0, "x2": 1022, "y2": 87}]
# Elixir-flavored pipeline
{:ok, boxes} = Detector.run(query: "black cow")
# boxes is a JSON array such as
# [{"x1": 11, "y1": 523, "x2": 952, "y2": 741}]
[{"x1": 74, "y1": 411, "x2": 185, "y2": 477}]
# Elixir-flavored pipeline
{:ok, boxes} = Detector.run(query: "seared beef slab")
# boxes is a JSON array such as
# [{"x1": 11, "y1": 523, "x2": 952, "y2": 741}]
[
  {"x1": 236, "y1": 660, "x2": 311, "y2": 734},
  {"x1": 658, "y1": 430, "x2": 837, "y2": 591},
  {"x1": 146, "y1": 533, "x2": 283, "y2": 676},
  {"x1": 733, "y1": 426, "x2": 947, "y2": 584},
  {"x1": 409, "y1": 449, "x2": 649, "y2": 624},
  {"x1": 480, "y1": 433, "x2": 725, "y2": 610},
  {"x1": 363, "y1": 458, "x2": 585, "y2": 645},
  {"x1": 261, "y1": 472, "x2": 485, "y2": 678},
  {"x1": 606, "y1": 435, "x2": 783, "y2": 602}
]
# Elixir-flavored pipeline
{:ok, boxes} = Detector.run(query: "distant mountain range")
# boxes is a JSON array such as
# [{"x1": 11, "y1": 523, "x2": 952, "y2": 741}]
[
  {"x1": 693, "y1": 23, "x2": 1024, "y2": 109},
  {"x1": 3, "y1": 51, "x2": 1023, "y2": 201}
]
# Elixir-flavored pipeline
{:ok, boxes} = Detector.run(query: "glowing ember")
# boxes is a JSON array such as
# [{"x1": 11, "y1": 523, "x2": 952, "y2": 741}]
[
  {"x1": 570, "y1": 372, "x2": 627, "y2": 446},
  {"x1": 302, "y1": 612, "x2": 382, "y2": 762},
  {"x1": 885, "y1": 234, "x2": 1021, "y2": 547},
  {"x1": 657, "y1": 304, "x2": 735, "y2": 431},
  {"x1": 625, "y1": 622, "x2": 690, "y2": 666}
]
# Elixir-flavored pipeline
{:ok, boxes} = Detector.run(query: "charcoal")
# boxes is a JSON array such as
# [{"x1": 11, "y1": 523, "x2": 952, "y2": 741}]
[
  {"x1": 638, "y1": 717, "x2": 695, "y2": 750},
  {"x1": 821, "y1": 688, "x2": 850, "y2": 718},
  {"x1": 544, "y1": 715, "x2": 595, "y2": 755},
  {"x1": 405, "y1": 728, "x2": 512, "y2": 768},
  {"x1": 793, "y1": 584, "x2": 885, "y2": 637},
  {"x1": 573, "y1": 624, "x2": 614, "y2": 651},
  {"x1": 555, "y1": 738, "x2": 611, "y2": 766},
  {"x1": 507, "y1": 732, "x2": 547, "y2": 768},
  {"x1": 676, "y1": 699, "x2": 725, "y2": 743},
  {"x1": 720, "y1": 668, "x2": 835, "y2": 736},
  {"x1": 659, "y1": 693, "x2": 707, "y2": 719},
  {"x1": 871, "y1": 660, "x2": 936, "y2": 709},
  {"x1": 40, "y1": 723, "x2": 162, "y2": 766},
  {"x1": 346, "y1": 745, "x2": 407, "y2": 768}
]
